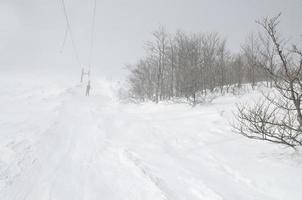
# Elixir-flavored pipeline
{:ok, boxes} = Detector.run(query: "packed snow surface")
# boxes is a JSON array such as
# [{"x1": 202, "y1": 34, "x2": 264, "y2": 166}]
[{"x1": 0, "y1": 71, "x2": 301, "y2": 200}]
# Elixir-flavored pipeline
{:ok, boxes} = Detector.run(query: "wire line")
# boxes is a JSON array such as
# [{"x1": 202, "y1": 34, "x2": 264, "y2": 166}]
[
  {"x1": 60, "y1": 0, "x2": 82, "y2": 67},
  {"x1": 88, "y1": 0, "x2": 97, "y2": 71}
]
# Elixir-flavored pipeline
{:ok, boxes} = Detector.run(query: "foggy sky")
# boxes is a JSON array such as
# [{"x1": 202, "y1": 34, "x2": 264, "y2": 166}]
[{"x1": 0, "y1": 0, "x2": 301, "y2": 79}]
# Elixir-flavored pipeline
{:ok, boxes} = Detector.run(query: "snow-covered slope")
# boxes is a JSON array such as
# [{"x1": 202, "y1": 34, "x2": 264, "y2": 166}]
[{"x1": 0, "y1": 71, "x2": 301, "y2": 200}]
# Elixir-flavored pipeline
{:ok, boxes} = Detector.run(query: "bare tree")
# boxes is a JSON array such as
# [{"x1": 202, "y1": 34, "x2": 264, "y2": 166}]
[
  {"x1": 146, "y1": 26, "x2": 169, "y2": 103},
  {"x1": 258, "y1": 32, "x2": 276, "y2": 88},
  {"x1": 167, "y1": 36, "x2": 176, "y2": 99},
  {"x1": 216, "y1": 39, "x2": 229, "y2": 94},
  {"x1": 233, "y1": 54, "x2": 244, "y2": 90},
  {"x1": 242, "y1": 33, "x2": 261, "y2": 89},
  {"x1": 233, "y1": 14, "x2": 302, "y2": 148}
]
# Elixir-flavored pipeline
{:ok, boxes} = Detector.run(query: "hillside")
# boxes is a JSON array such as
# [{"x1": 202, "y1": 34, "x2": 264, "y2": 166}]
[{"x1": 0, "y1": 71, "x2": 301, "y2": 200}]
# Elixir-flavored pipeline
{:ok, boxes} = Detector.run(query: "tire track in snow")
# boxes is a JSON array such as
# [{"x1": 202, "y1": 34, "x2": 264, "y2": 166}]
[{"x1": 123, "y1": 149, "x2": 175, "y2": 200}]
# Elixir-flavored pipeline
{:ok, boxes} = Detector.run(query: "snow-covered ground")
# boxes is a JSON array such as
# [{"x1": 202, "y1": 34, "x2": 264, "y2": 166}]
[{"x1": 0, "y1": 70, "x2": 301, "y2": 200}]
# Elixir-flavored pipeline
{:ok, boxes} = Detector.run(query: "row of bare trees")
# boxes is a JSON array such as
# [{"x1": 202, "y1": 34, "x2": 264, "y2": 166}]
[
  {"x1": 126, "y1": 27, "x2": 269, "y2": 104},
  {"x1": 126, "y1": 14, "x2": 302, "y2": 148}
]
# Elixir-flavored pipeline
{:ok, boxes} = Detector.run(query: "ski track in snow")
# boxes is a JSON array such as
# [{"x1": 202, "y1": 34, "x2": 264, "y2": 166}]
[{"x1": 0, "y1": 77, "x2": 301, "y2": 200}]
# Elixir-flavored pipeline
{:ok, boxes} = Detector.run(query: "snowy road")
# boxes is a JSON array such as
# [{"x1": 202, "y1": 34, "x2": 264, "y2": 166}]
[{"x1": 0, "y1": 75, "x2": 301, "y2": 200}]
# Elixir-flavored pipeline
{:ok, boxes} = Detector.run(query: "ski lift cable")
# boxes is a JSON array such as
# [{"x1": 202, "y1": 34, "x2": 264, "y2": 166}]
[
  {"x1": 88, "y1": 0, "x2": 97, "y2": 72},
  {"x1": 59, "y1": 0, "x2": 82, "y2": 67},
  {"x1": 60, "y1": 26, "x2": 68, "y2": 53}
]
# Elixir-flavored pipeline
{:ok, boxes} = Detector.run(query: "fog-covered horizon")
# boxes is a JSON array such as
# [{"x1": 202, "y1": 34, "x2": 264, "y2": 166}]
[{"x1": 1, "y1": 0, "x2": 301, "y2": 80}]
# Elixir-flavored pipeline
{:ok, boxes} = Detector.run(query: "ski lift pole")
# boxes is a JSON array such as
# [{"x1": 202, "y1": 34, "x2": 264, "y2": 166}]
[{"x1": 80, "y1": 68, "x2": 84, "y2": 82}]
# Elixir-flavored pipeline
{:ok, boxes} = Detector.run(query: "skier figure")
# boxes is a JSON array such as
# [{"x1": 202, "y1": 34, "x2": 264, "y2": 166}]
[{"x1": 86, "y1": 81, "x2": 91, "y2": 96}]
